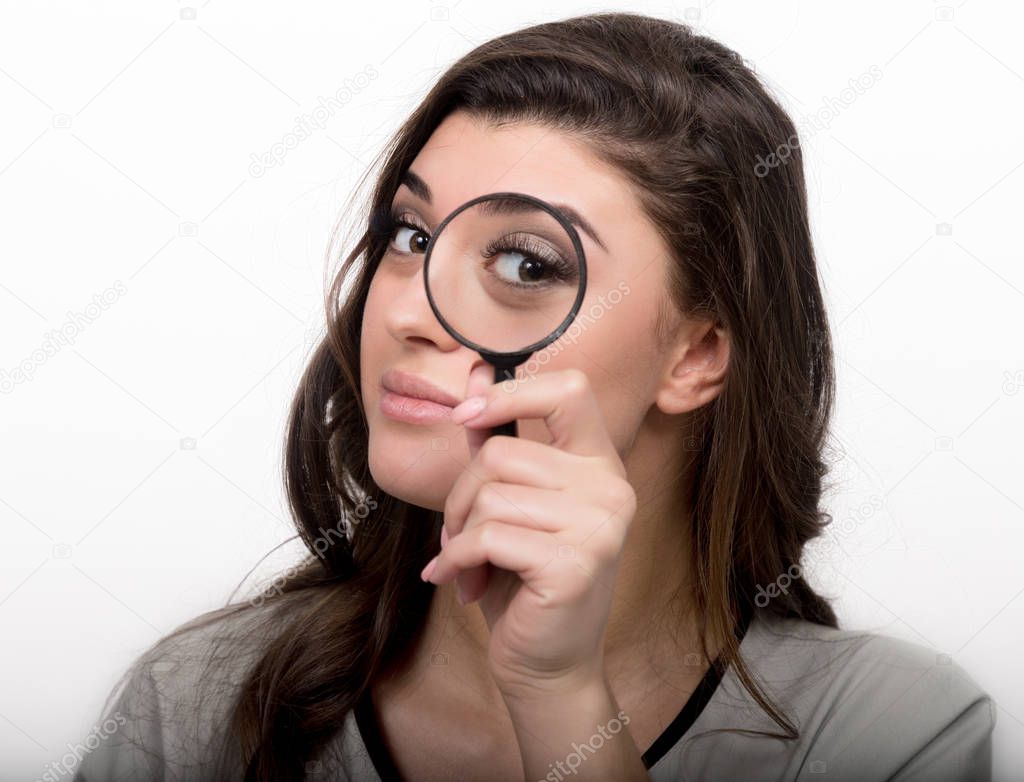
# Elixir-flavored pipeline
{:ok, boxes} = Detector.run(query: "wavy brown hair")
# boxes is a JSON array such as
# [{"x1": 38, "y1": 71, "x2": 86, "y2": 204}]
[{"x1": 123, "y1": 10, "x2": 840, "y2": 779}]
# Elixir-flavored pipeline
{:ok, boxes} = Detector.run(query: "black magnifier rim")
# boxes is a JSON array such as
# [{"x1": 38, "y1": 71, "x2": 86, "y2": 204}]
[{"x1": 422, "y1": 191, "x2": 589, "y2": 359}]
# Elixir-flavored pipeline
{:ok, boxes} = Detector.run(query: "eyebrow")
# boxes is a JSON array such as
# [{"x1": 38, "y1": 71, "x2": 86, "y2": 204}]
[{"x1": 399, "y1": 169, "x2": 608, "y2": 253}]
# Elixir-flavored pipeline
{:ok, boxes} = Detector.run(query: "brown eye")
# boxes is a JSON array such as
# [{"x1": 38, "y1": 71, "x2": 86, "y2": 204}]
[
  {"x1": 390, "y1": 224, "x2": 429, "y2": 254},
  {"x1": 385, "y1": 211, "x2": 430, "y2": 256}
]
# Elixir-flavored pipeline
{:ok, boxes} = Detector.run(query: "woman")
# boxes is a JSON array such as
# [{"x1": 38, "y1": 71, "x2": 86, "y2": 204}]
[{"x1": 73, "y1": 11, "x2": 994, "y2": 782}]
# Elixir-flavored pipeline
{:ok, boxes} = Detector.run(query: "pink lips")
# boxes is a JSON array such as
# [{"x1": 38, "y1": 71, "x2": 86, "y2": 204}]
[{"x1": 379, "y1": 369, "x2": 461, "y2": 425}]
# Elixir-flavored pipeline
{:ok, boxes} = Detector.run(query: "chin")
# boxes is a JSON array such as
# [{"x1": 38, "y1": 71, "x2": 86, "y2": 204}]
[{"x1": 366, "y1": 430, "x2": 457, "y2": 512}]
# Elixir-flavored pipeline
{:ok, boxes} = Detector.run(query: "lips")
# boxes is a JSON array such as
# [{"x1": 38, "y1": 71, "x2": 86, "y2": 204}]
[
  {"x1": 380, "y1": 369, "x2": 461, "y2": 407},
  {"x1": 379, "y1": 369, "x2": 462, "y2": 424}
]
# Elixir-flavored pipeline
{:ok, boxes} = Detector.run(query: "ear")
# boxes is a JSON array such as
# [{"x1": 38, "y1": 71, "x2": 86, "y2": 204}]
[{"x1": 654, "y1": 318, "x2": 729, "y2": 416}]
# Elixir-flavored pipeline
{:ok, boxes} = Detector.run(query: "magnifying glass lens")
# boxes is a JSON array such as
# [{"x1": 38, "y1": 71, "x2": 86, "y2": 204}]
[{"x1": 424, "y1": 196, "x2": 583, "y2": 355}]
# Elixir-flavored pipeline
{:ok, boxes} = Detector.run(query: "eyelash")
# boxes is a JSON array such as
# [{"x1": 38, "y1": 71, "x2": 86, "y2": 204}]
[{"x1": 373, "y1": 206, "x2": 428, "y2": 245}]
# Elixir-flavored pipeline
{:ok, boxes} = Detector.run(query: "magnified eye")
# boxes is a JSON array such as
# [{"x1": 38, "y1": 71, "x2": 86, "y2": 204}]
[
  {"x1": 482, "y1": 234, "x2": 579, "y2": 290},
  {"x1": 492, "y1": 250, "x2": 551, "y2": 284}
]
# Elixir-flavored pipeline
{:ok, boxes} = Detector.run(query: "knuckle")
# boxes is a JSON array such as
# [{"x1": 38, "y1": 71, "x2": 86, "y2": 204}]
[
  {"x1": 476, "y1": 520, "x2": 499, "y2": 551},
  {"x1": 607, "y1": 478, "x2": 637, "y2": 516},
  {"x1": 476, "y1": 483, "x2": 503, "y2": 515},
  {"x1": 477, "y1": 437, "x2": 506, "y2": 471},
  {"x1": 561, "y1": 368, "x2": 591, "y2": 401},
  {"x1": 592, "y1": 474, "x2": 634, "y2": 514}
]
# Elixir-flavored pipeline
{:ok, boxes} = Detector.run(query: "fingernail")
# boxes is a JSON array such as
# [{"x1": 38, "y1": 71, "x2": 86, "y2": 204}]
[
  {"x1": 451, "y1": 396, "x2": 487, "y2": 424},
  {"x1": 421, "y1": 556, "x2": 438, "y2": 582},
  {"x1": 440, "y1": 525, "x2": 449, "y2": 548},
  {"x1": 456, "y1": 582, "x2": 470, "y2": 605}
]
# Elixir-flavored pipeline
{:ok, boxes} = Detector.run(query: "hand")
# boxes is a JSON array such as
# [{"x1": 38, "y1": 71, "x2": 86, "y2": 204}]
[{"x1": 420, "y1": 365, "x2": 638, "y2": 698}]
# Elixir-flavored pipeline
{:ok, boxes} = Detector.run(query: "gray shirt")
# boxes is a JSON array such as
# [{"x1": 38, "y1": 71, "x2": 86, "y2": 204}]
[{"x1": 72, "y1": 602, "x2": 995, "y2": 781}]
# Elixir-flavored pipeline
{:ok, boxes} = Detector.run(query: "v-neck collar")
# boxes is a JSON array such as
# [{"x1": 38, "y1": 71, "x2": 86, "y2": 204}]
[{"x1": 354, "y1": 603, "x2": 755, "y2": 781}]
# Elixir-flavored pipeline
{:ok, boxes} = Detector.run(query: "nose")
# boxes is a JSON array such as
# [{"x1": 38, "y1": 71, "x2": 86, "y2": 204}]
[{"x1": 383, "y1": 260, "x2": 463, "y2": 353}]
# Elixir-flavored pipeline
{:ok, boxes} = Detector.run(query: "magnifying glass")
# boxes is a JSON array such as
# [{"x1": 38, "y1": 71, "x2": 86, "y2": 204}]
[{"x1": 422, "y1": 192, "x2": 588, "y2": 439}]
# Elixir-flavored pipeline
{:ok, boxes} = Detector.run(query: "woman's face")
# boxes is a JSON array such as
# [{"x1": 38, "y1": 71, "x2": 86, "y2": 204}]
[{"x1": 361, "y1": 109, "x2": 680, "y2": 511}]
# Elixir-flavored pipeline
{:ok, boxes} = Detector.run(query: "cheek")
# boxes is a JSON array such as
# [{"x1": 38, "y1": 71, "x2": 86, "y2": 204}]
[
  {"x1": 360, "y1": 270, "x2": 400, "y2": 431},
  {"x1": 362, "y1": 272, "x2": 384, "y2": 340},
  {"x1": 360, "y1": 270, "x2": 395, "y2": 373},
  {"x1": 513, "y1": 288, "x2": 659, "y2": 452},
  {"x1": 359, "y1": 270, "x2": 468, "y2": 511},
  {"x1": 359, "y1": 282, "x2": 379, "y2": 384}
]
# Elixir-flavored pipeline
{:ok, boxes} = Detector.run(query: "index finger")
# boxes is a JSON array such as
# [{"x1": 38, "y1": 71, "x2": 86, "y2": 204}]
[{"x1": 454, "y1": 367, "x2": 624, "y2": 475}]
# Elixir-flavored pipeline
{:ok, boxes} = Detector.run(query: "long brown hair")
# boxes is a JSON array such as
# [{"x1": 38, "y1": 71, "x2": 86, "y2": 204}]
[{"x1": 136, "y1": 11, "x2": 840, "y2": 779}]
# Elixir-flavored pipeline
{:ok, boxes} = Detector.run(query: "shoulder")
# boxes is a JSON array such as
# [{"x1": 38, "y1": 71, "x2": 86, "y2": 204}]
[
  {"x1": 743, "y1": 610, "x2": 996, "y2": 780},
  {"x1": 73, "y1": 594, "x2": 300, "y2": 781},
  {"x1": 750, "y1": 609, "x2": 994, "y2": 714}
]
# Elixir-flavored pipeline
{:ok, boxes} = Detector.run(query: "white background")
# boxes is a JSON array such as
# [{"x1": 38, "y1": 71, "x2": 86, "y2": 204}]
[{"x1": 1, "y1": 1, "x2": 1022, "y2": 779}]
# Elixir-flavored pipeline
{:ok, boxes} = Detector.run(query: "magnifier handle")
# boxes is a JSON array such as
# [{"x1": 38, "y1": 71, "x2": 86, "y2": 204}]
[
  {"x1": 492, "y1": 365, "x2": 519, "y2": 439},
  {"x1": 492, "y1": 419, "x2": 517, "y2": 438}
]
